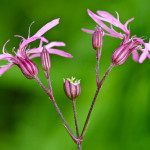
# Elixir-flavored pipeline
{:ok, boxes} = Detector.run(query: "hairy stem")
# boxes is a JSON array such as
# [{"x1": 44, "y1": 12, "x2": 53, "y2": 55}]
[{"x1": 80, "y1": 64, "x2": 114, "y2": 139}]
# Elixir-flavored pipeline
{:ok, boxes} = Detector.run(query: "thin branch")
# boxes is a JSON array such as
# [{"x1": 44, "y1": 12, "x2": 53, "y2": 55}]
[
  {"x1": 80, "y1": 64, "x2": 114, "y2": 139},
  {"x1": 34, "y1": 76, "x2": 77, "y2": 142}
]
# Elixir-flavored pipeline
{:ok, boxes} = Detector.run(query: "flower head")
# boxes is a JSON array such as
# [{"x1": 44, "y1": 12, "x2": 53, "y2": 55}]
[
  {"x1": 82, "y1": 9, "x2": 149, "y2": 63},
  {"x1": 0, "y1": 19, "x2": 73, "y2": 77}
]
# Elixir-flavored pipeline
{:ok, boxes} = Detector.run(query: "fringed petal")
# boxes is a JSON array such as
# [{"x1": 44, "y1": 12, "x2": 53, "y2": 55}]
[
  {"x1": 46, "y1": 42, "x2": 66, "y2": 49},
  {"x1": 33, "y1": 18, "x2": 60, "y2": 37},
  {"x1": 87, "y1": 9, "x2": 123, "y2": 39},
  {"x1": 82, "y1": 28, "x2": 95, "y2": 34},
  {"x1": 47, "y1": 49, "x2": 73, "y2": 57}
]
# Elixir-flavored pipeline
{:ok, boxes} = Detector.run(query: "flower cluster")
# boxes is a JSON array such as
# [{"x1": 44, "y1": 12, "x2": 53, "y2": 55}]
[
  {"x1": 0, "y1": 9, "x2": 149, "y2": 150},
  {"x1": 0, "y1": 18, "x2": 72, "y2": 78},
  {"x1": 82, "y1": 9, "x2": 150, "y2": 64}
]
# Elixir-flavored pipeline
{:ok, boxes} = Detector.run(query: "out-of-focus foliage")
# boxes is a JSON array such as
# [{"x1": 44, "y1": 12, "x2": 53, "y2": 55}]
[{"x1": 0, "y1": 0, "x2": 150, "y2": 150}]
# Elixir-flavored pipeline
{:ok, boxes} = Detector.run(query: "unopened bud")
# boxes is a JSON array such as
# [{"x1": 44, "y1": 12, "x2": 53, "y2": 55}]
[
  {"x1": 40, "y1": 47, "x2": 51, "y2": 71},
  {"x1": 111, "y1": 40, "x2": 139, "y2": 66},
  {"x1": 18, "y1": 58, "x2": 39, "y2": 79},
  {"x1": 64, "y1": 77, "x2": 81, "y2": 100},
  {"x1": 92, "y1": 26, "x2": 103, "y2": 50}
]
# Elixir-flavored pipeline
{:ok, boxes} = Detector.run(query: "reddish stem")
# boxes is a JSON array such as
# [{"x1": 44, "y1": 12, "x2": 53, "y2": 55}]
[
  {"x1": 80, "y1": 64, "x2": 114, "y2": 140},
  {"x1": 34, "y1": 76, "x2": 77, "y2": 142}
]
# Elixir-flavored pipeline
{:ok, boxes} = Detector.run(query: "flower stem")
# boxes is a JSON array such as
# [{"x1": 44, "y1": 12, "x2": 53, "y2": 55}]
[
  {"x1": 77, "y1": 143, "x2": 82, "y2": 150},
  {"x1": 72, "y1": 100, "x2": 81, "y2": 150},
  {"x1": 80, "y1": 64, "x2": 114, "y2": 140},
  {"x1": 34, "y1": 76, "x2": 77, "y2": 142},
  {"x1": 96, "y1": 48, "x2": 101, "y2": 87},
  {"x1": 72, "y1": 100, "x2": 79, "y2": 138},
  {"x1": 45, "y1": 71, "x2": 53, "y2": 96}
]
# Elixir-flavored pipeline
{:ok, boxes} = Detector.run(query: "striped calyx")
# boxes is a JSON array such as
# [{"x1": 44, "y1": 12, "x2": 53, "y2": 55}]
[
  {"x1": 64, "y1": 77, "x2": 81, "y2": 100},
  {"x1": 40, "y1": 46, "x2": 51, "y2": 71}
]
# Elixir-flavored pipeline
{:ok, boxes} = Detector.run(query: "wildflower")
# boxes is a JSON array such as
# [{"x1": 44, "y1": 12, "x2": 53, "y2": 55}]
[
  {"x1": 0, "y1": 19, "x2": 72, "y2": 77},
  {"x1": 92, "y1": 26, "x2": 104, "y2": 50},
  {"x1": 82, "y1": 9, "x2": 147, "y2": 63},
  {"x1": 64, "y1": 77, "x2": 81, "y2": 100}
]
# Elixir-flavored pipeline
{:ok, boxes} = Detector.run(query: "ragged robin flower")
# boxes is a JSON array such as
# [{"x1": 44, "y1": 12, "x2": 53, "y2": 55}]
[
  {"x1": 0, "y1": 18, "x2": 72, "y2": 78},
  {"x1": 82, "y1": 9, "x2": 150, "y2": 64}
]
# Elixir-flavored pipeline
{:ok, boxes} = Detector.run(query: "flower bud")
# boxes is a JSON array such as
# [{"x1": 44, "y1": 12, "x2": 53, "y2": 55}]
[
  {"x1": 40, "y1": 47, "x2": 51, "y2": 71},
  {"x1": 64, "y1": 77, "x2": 81, "y2": 100},
  {"x1": 18, "y1": 58, "x2": 39, "y2": 79},
  {"x1": 111, "y1": 40, "x2": 139, "y2": 66},
  {"x1": 92, "y1": 26, "x2": 103, "y2": 50}
]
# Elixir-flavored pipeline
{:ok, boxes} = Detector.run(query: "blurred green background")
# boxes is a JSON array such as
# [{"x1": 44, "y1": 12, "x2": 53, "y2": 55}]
[{"x1": 0, "y1": 0, "x2": 150, "y2": 150}]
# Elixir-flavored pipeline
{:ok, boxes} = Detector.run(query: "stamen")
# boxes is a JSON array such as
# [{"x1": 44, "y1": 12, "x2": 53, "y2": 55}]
[
  {"x1": 28, "y1": 21, "x2": 35, "y2": 38},
  {"x1": 3, "y1": 40, "x2": 10, "y2": 54}
]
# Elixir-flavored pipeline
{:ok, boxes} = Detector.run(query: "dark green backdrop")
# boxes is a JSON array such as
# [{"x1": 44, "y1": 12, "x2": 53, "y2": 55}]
[{"x1": 0, "y1": 0, "x2": 150, "y2": 150}]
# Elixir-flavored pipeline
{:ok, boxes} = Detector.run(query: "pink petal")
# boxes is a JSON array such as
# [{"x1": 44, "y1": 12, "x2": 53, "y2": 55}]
[
  {"x1": 147, "y1": 54, "x2": 150, "y2": 59},
  {"x1": 33, "y1": 18, "x2": 60, "y2": 37},
  {"x1": 46, "y1": 42, "x2": 66, "y2": 49},
  {"x1": 47, "y1": 49, "x2": 73, "y2": 57},
  {"x1": 28, "y1": 48, "x2": 73, "y2": 58},
  {"x1": 87, "y1": 9, "x2": 123, "y2": 39},
  {"x1": 27, "y1": 47, "x2": 42, "y2": 54},
  {"x1": 0, "y1": 53, "x2": 19, "y2": 63},
  {"x1": 20, "y1": 36, "x2": 48, "y2": 50},
  {"x1": 82, "y1": 28, "x2": 94, "y2": 34},
  {"x1": 124, "y1": 18, "x2": 134, "y2": 28},
  {"x1": 139, "y1": 51, "x2": 148, "y2": 63},
  {"x1": 0, "y1": 63, "x2": 14, "y2": 76},
  {"x1": 97, "y1": 10, "x2": 119, "y2": 24},
  {"x1": 96, "y1": 10, "x2": 133, "y2": 35},
  {"x1": 27, "y1": 42, "x2": 66, "y2": 54},
  {"x1": 29, "y1": 53, "x2": 40, "y2": 59},
  {"x1": 144, "y1": 42, "x2": 150, "y2": 50},
  {"x1": 132, "y1": 50, "x2": 139, "y2": 62}
]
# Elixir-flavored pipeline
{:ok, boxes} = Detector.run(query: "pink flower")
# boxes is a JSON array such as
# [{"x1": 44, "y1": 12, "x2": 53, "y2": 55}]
[
  {"x1": 82, "y1": 9, "x2": 133, "y2": 39},
  {"x1": 0, "y1": 19, "x2": 72, "y2": 77},
  {"x1": 82, "y1": 9, "x2": 148, "y2": 63}
]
